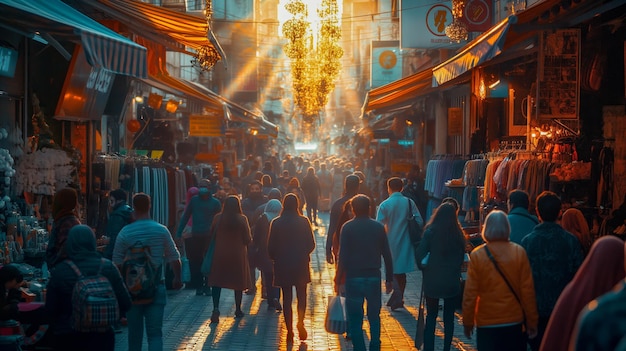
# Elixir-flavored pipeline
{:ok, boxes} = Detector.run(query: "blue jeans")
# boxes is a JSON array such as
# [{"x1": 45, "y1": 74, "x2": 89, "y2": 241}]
[
  {"x1": 345, "y1": 277, "x2": 382, "y2": 351},
  {"x1": 127, "y1": 284, "x2": 167, "y2": 351}
]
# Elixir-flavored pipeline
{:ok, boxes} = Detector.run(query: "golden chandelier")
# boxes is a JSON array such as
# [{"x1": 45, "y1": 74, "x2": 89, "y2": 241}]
[
  {"x1": 445, "y1": 0, "x2": 468, "y2": 43},
  {"x1": 282, "y1": 0, "x2": 343, "y2": 131}
]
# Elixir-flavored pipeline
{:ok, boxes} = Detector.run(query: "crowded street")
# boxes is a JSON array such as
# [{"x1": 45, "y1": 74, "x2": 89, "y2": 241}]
[{"x1": 114, "y1": 212, "x2": 477, "y2": 351}]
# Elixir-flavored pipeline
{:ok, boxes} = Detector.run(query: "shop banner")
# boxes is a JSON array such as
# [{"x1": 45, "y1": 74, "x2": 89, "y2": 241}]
[
  {"x1": 400, "y1": 0, "x2": 462, "y2": 48},
  {"x1": 189, "y1": 115, "x2": 223, "y2": 137},
  {"x1": 371, "y1": 41, "x2": 402, "y2": 89},
  {"x1": 538, "y1": 29, "x2": 580, "y2": 119}
]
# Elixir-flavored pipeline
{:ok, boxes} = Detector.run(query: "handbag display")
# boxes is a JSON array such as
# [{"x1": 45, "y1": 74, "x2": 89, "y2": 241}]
[
  {"x1": 406, "y1": 198, "x2": 423, "y2": 247},
  {"x1": 484, "y1": 245, "x2": 526, "y2": 330},
  {"x1": 324, "y1": 295, "x2": 347, "y2": 334}
]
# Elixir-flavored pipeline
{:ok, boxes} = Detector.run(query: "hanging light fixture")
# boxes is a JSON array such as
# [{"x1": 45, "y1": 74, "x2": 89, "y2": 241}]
[
  {"x1": 193, "y1": 0, "x2": 221, "y2": 71},
  {"x1": 282, "y1": 0, "x2": 343, "y2": 139},
  {"x1": 445, "y1": 0, "x2": 468, "y2": 43}
]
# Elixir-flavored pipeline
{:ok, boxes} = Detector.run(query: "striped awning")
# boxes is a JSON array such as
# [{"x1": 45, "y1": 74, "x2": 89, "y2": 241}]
[{"x1": 0, "y1": 0, "x2": 147, "y2": 78}]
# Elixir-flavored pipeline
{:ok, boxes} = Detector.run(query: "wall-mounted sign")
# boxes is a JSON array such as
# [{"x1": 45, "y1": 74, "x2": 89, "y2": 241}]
[
  {"x1": 448, "y1": 107, "x2": 463, "y2": 136},
  {"x1": 461, "y1": 0, "x2": 492, "y2": 32},
  {"x1": 189, "y1": 115, "x2": 223, "y2": 137},
  {"x1": 371, "y1": 41, "x2": 402, "y2": 88},
  {"x1": 401, "y1": 0, "x2": 461, "y2": 48},
  {"x1": 538, "y1": 29, "x2": 580, "y2": 119}
]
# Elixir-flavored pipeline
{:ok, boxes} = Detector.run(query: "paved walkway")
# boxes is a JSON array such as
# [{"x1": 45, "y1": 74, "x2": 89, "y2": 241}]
[{"x1": 114, "y1": 213, "x2": 478, "y2": 351}]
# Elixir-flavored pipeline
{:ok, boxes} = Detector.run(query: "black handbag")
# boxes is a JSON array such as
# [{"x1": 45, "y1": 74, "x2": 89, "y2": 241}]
[{"x1": 406, "y1": 198, "x2": 423, "y2": 246}]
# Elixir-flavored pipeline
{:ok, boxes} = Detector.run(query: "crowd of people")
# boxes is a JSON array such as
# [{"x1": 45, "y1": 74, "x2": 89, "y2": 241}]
[{"x1": 2, "y1": 151, "x2": 626, "y2": 351}]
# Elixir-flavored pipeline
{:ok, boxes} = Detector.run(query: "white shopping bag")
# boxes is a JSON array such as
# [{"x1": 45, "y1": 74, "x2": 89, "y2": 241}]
[{"x1": 325, "y1": 295, "x2": 347, "y2": 334}]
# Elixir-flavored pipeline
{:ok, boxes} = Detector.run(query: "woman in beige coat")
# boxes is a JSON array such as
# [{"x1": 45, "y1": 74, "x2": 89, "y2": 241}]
[{"x1": 206, "y1": 195, "x2": 251, "y2": 323}]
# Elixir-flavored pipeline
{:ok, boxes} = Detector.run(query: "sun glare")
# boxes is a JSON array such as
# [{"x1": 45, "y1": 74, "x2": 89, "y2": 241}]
[{"x1": 277, "y1": 0, "x2": 342, "y2": 34}]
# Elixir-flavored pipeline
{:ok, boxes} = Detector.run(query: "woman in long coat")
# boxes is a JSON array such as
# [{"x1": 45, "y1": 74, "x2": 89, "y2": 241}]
[
  {"x1": 268, "y1": 194, "x2": 315, "y2": 344},
  {"x1": 206, "y1": 195, "x2": 251, "y2": 323},
  {"x1": 416, "y1": 202, "x2": 466, "y2": 351}
]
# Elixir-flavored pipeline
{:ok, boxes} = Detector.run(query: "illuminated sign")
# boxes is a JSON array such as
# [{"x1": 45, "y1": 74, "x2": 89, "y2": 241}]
[{"x1": 0, "y1": 46, "x2": 18, "y2": 78}]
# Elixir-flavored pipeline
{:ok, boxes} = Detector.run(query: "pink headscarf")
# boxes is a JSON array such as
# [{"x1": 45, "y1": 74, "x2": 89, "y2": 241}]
[
  {"x1": 540, "y1": 236, "x2": 626, "y2": 351},
  {"x1": 185, "y1": 187, "x2": 199, "y2": 226}
]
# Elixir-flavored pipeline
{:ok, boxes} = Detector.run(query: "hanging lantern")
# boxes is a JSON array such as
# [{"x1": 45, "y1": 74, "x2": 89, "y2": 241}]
[{"x1": 127, "y1": 119, "x2": 141, "y2": 133}]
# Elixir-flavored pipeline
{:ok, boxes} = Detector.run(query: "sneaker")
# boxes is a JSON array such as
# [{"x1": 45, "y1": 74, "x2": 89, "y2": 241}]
[{"x1": 210, "y1": 310, "x2": 220, "y2": 323}]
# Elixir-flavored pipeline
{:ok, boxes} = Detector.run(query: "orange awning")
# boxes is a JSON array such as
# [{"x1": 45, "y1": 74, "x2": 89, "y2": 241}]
[
  {"x1": 363, "y1": 68, "x2": 433, "y2": 115},
  {"x1": 81, "y1": 0, "x2": 225, "y2": 62}
]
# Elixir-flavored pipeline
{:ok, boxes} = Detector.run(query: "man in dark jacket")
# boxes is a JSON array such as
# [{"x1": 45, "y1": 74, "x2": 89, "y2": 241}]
[
  {"x1": 326, "y1": 175, "x2": 360, "y2": 264},
  {"x1": 335, "y1": 195, "x2": 393, "y2": 351},
  {"x1": 103, "y1": 189, "x2": 133, "y2": 260},
  {"x1": 521, "y1": 191, "x2": 583, "y2": 351}
]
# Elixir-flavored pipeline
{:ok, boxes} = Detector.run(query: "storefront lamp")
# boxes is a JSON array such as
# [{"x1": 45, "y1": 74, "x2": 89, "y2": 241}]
[
  {"x1": 127, "y1": 119, "x2": 141, "y2": 133},
  {"x1": 134, "y1": 95, "x2": 144, "y2": 103},
  {"x1": 165, "y1": 99, "x2": 179, "y2": 113},
  {"x1": 250, "y1": 128, "x2": 258, "y2": 136}
]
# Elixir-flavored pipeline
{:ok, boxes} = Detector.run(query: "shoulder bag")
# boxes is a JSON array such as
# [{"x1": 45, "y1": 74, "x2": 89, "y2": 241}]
[
  {"x1": 483, "y1": 245, "x2": 526, "y2": 330},
  {"x1": 406, "y1": 198, "x2": 423, "y2": 247}
]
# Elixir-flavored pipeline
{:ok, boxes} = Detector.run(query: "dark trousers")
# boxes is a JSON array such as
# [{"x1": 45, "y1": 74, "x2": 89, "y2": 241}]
[
  {"x1": 424, "y1": 296, "x2": 456, "y2": 351},
  {"x1": 281, "y1": 284, "x2": 307, "y2": 333},
  {"x1": 527, "y1": 316, "x2": 550, "y2": 351},
  {"x1": 261, "y1": 269, "x2": 280, "y2": 301},
  {"x1": 345, "y1": 277, "x2": 382, "y2": 351},
  {"x1": 477, "y1": 323, "x2": 526, "y2": 351},
  {"x1": 185, "y1": 235, "x2": 210, "y2": 289}
]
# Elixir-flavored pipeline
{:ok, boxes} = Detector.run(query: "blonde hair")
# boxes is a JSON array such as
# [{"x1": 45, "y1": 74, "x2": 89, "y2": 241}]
[{"x1": 482, "y1": 210, "x2": 511, "y2": 242}]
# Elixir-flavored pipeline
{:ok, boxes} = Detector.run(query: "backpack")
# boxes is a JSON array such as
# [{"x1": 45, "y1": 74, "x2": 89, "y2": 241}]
[
  {"x1": 66, "y1": 259, "x2": 119, "y2": 332},
  {"x1": 121, "y1": 241, "x2": 159, "y2": 304}
]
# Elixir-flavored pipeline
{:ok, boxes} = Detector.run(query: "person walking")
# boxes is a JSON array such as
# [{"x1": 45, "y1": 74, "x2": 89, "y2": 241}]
[
  {"x1": 113, "y1": 193, "x2": 182, "y2": 351},
  {"x1": 268, "y1": 194, "x2": 315, "y2": 344},
  {"x1": 415, "y1": 202, "x2": 466, "y2": 351},
  {"x1": 301, "y1": 167, "x2": 321, "y2": 225},
  {"x1": 540, "y1": 235, "x2": 625, "y2": 351},
  {"x1": 316, "y1": 163, "x2": 332, "y2": 205},
  {"x1": 507, "y1": 190, "x2": 539, "y2": 244},
  {"x1": 46, "y1": 187, "x2": 81, "y2": 268},
  {"x1": 103, "y1": 189, "x2": 133, "y2": 260},
  {"x1": 334, "y1": 195, "x2": 393, "y2": 351},
  {"x1": 241, "y1": 180, "x2": 267, "y2": 295},
  {"x1": 326, "y1": 174, "x2": 360, "y2": 264},
  {"x1": 252, "y1": 199, "x2": 282, "y2": 311},
  {"x1": 521, "y1": 191, "x2": 584, "y2": 351},
  {"x1": 175, "y1": 186, "x2": 221, "y2": 295},
  {"x1": 376, "y1": 177, "x2": 424, "y2": 310},
  {"x1": 463, "y1": 210, "x2": 538, "y2": 351},
  {"x1": 205, "y1": 195, "x2": 252, "y2": 323},
  {"x1": 47, "y1": 225, "x2": 132, "y2": 351}
]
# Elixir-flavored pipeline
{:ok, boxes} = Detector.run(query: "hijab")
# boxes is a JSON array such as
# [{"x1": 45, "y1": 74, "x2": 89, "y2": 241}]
[
  {"x1": 65, "y1": 225, "x2": 97, "y2": 261},
  {"x1": 52, "y1": 188, "x2": 78, "y2": 221},
  {"x1": 541, "y1": 236, "x2": 626, "y2": 351},
  {"x1": 561, "y1": 208, "x2": 591, "y2": 252},
  {"x1": 264, "y1": 199, "x2": 282, "y2": 222}
]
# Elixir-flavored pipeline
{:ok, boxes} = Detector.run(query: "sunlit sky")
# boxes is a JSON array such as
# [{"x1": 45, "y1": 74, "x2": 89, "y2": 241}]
[{"x1": 277, "y1": 0, "x2": 343, "y2": 33}]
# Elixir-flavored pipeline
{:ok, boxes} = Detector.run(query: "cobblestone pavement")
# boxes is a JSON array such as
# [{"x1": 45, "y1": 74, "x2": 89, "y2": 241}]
[{"x1": 114, "y1": 212, "x2": 478, "y2": 351}]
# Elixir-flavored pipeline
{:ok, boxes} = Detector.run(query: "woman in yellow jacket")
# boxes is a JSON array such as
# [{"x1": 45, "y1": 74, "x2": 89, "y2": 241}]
[{"x1": 462, "y1": 210, "x2": 539, "y2": 351}]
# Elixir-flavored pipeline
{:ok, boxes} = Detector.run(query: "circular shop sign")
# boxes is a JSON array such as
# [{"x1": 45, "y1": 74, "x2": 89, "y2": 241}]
[
  {"x1": 426, "y1": 4, "x2": 453, "y2": 37},
  {"x1": 464, "y1": 0, "x2": 490, "y2": 26},
  {"x1": 379, "y1": 50, "x2": 397, "y2": 69}
]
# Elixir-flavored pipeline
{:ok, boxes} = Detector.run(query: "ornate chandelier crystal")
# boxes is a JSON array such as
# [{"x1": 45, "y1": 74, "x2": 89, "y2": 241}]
[
  {"x1": 193, "y1": 0, "x2": 221, "y2": 71},
  {"x1": 282, "y1": 0, "x2": 343, "y2": 135},
  {"x1": 445, "y1": 0, "x2": 468, "y2": 43}
]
